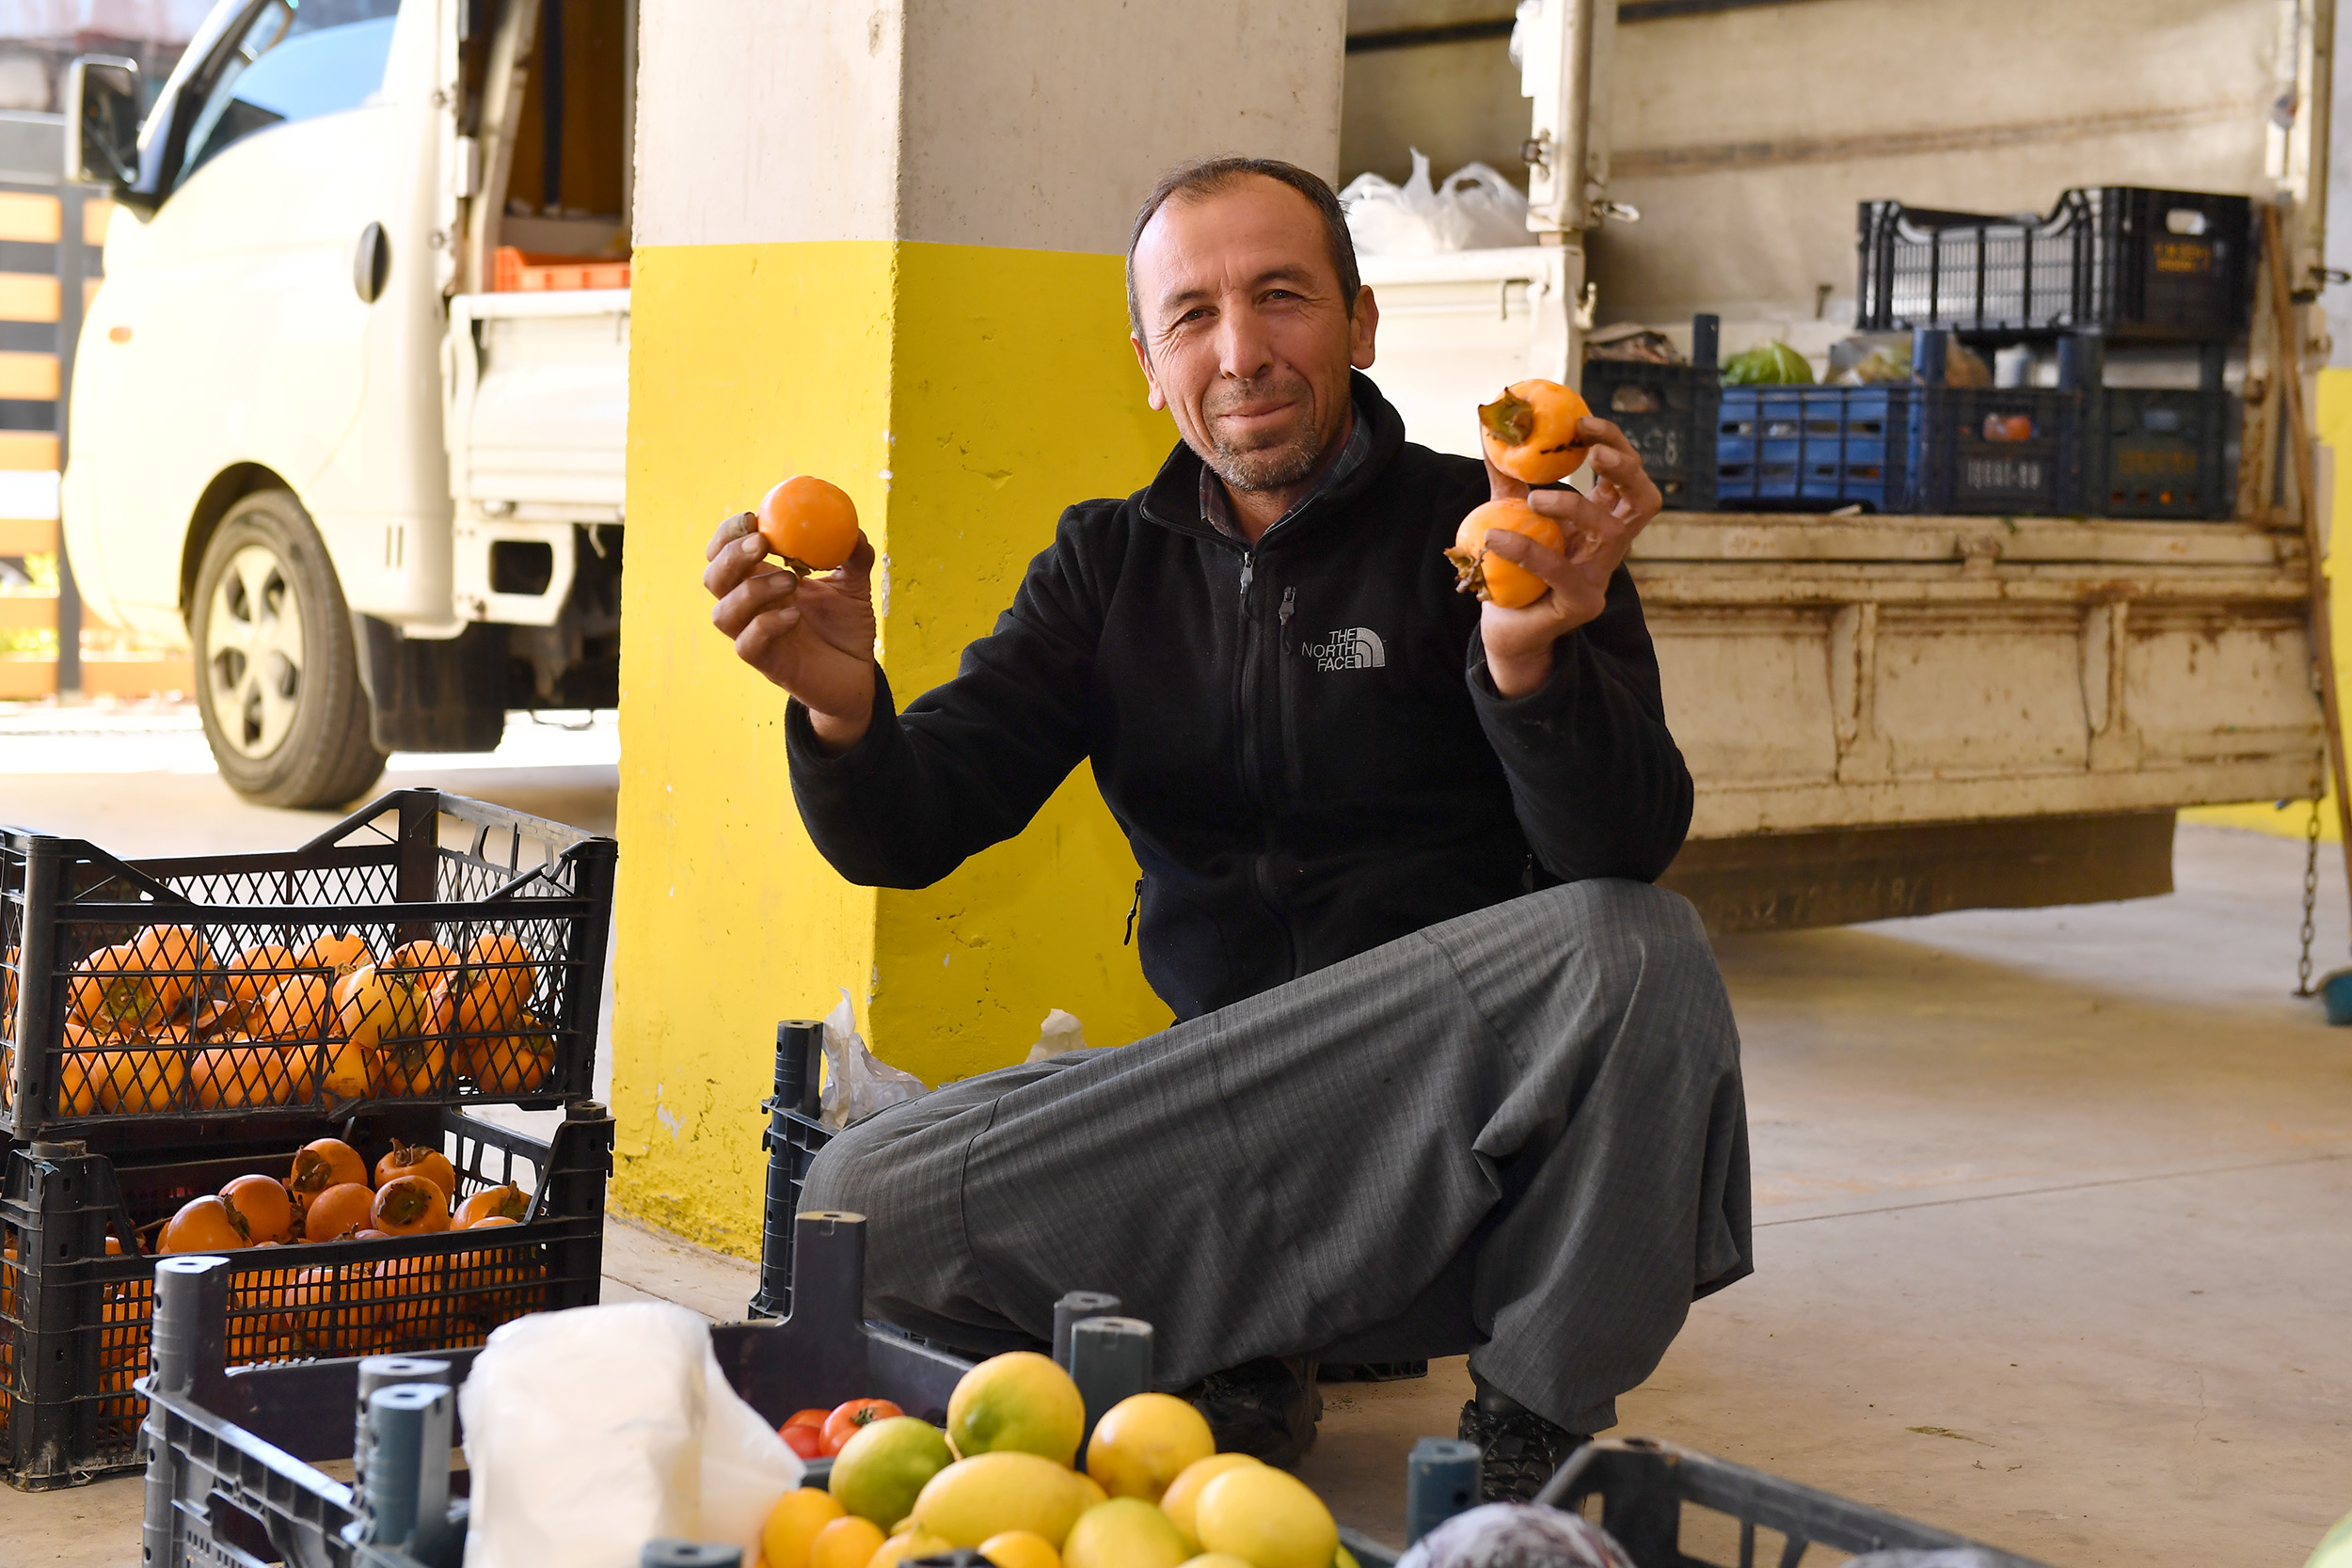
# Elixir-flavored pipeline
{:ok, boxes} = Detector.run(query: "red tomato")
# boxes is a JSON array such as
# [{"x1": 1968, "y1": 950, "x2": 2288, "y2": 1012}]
[
  {"x1": 784, "y1": 1407, "x2": 830, "y2": 1431},
  {"x1": 780, "y1": 1424, "x2": 824, "y2": 1458},
  {"x1": 820, "y1": 1398, "x2": 904, "y2": 1456}
]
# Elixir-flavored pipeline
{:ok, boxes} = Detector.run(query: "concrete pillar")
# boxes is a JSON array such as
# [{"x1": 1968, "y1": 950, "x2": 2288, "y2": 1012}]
[{"x1": 614, "y1": 0, "x2": 1346, "y2": 1247}]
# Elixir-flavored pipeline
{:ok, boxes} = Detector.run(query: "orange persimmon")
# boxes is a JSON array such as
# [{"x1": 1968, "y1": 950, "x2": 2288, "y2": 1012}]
[
  {"x1": 452, "y1": 931, "x2": 535, "y2": 1036},
  {"x1": 93, "y1": 1041, "x2": 189, "y2": 1113},
  {"x1": 454, "y1": 1183, "x2": 530, "y2": 1227},
  {"x1": 300, "y1": 1181, "x2": 375, "y2": 1243},
  {"x1": 67, "y1": 943, "x2": 159, "y2": 1039},
  {"x1": 158, "y1": 1195, "x2": 249, "y2": 1254},
  {"x1": 222, "y1": 943, "x2": 299, "y2": 1021},
  {"x1": 290, "y1": 1138, "x2": 370, "y2": 1199},
  {"x1": 371, "y1": 1175, "x2": 451, "y2": 1237},
  {"x1": 1446, "y1": 499, "x2": 1567, "y2": 610},
  {"x1": 757, "y1": 476, "x2": 860, "y2": 575},
  {"x1": 299, "y1": 931, "x2": 374, "y2": 979},
  {"x1": 374, "y1": 1142, "x2": 457, "y2": 1203},
  {"x1": 1478, "y1": 379, "x2": 1594, "y2": 484},
  {"x1": 131, "y1": 924, "x2": 216, "y2": 1018},
  {"x1": 221, "y1": 1173, "x2": 294, "y2": 1245}
]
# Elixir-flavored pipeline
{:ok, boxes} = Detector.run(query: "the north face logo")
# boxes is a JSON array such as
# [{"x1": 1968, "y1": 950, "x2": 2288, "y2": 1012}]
[{"x1": 1302, "y1": 627, "x2": 1386, "y2": 671}]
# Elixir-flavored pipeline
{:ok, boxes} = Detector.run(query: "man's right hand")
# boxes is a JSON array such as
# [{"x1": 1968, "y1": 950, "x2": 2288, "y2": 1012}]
[{"x1": 704, "y1": 512, "x2": 879, "y2": 752}]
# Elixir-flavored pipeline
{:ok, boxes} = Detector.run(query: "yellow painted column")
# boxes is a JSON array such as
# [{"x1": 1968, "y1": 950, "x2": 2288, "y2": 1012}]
[
  {"x1": 613, "y1": 0, "x2": 1346, "y2": 1250},
  {"x1": 2187, "y1": 366, "x2": 2352, "y2": 842}
]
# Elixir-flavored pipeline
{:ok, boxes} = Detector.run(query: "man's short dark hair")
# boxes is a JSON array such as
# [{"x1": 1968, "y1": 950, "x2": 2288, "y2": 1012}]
[{"x1": 1125, "y1": 156, "x2": 1361, "y2": 343}]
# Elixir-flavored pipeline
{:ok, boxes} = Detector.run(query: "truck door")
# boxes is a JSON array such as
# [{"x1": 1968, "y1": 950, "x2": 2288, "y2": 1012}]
[{"x1": 75, "y1": 0, "x2": 407, "y2": 622}]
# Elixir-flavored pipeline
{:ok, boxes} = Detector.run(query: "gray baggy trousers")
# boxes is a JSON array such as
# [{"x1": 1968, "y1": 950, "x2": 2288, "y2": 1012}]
[{"x1": 800, "y1": 879, "x2": 1751, "y2": 1435}]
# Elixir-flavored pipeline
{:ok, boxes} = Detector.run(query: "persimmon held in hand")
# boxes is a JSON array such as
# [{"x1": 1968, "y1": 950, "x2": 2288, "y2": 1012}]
[
  {"x1": 1447, "y1": 499, "x2": 1567, "y2": 610},
  {"x1": 1478, "y1": 379, "x2": 1594, "y2": 484},
  {"x1": 757, "y1": 476, "x2": 860, "y2": 575}
]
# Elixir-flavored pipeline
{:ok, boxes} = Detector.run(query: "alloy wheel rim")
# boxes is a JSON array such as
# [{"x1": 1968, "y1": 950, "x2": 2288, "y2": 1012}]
[{"x1": 205, "y1": 542, "x2": 305, "y2": 759}]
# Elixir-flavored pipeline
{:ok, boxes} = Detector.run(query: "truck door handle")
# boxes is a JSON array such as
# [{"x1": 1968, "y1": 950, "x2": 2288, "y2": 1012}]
[{"x1": 353, "y1": 221, "x2": 389, "y2": 304}]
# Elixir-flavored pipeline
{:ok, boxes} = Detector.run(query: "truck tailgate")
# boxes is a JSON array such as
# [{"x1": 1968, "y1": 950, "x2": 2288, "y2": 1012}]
[{"x1": 447, "y1": 290, "x2": 628, "y2": 522}]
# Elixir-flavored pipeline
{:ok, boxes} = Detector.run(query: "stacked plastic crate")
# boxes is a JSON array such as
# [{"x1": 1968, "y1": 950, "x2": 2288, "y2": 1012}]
[
  {"x1": 1855, "y1": 187, "x2": 2251, "y2": 517},
  {"x1": 0, "y1": 790, "x2": 617, "y2": 1488}
]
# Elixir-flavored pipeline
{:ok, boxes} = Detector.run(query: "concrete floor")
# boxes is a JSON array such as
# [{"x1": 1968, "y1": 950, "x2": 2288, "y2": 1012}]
[{"x1": 3, "y1": 703, "x2": 2348, "y2": 1566}]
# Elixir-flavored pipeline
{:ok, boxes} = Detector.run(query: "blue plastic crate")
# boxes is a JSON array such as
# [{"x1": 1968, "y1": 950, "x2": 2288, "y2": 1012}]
[{"x1": 1716, "y1": 386, "x2": 1919, "y2": 512}]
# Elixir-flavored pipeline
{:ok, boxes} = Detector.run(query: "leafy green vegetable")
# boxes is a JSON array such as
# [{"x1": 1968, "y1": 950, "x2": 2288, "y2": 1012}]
[{"x1": 1722, "y1": 341, "x2": 1815, "y2": 386}]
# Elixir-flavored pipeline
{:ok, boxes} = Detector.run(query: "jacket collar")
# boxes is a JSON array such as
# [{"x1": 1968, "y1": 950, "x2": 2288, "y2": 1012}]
[{"x1": 1137, "y1": 370, "x2": 1409, "y2": 547}]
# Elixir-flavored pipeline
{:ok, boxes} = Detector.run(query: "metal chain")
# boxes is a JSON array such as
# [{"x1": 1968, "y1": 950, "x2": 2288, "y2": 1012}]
[{"x1": 2297, "y1": 750, "x2": 2324, "y2": 996}]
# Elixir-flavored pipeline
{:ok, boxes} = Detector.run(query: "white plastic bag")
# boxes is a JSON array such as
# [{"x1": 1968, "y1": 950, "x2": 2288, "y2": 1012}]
[
  {"x1": 1025, "y1": 1008, "x2": 1089, "y2": 1064},
  {"x1": 1340, "y1": 149, "x2": 1531, "y2": 256},
  {"x1": 458, "y1": 1303, "x2": 802, "y2": 1568},
  {"x1": 819, "y1": 987, "x2": 926, "y2": 1130}
]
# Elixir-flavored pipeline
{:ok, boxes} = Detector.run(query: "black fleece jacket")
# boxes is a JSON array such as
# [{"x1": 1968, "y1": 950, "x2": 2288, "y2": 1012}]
[{"x1": 787, "y1": 372, "x2": 1692, "y2": 1022}]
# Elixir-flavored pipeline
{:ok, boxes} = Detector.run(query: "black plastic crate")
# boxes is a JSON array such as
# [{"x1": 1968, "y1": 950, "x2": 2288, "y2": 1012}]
[
  {"x1": 1914, "y1": 385, "x2": 2083, "y2": 515},
  {"x1": 138, "y1": 1211, "x2": 970, "y2": 1567},
  {"x1": 1857, "y1": 187, "x2": 2252, "y2": 341},
  {"x1": 750, "y1": 1019, "x2": 829, "y2": 1321},
  {"x1": 1581, "y1": 316, "x2": 1721, "y2": 510},
  {"x1": 1715, "y1": 386, "x2": 1919, "y2": 513},
  {"x1": 0, "y1": 789, "x2": 616, "y2": 1139},
  {"x1": 2074, "y1": 340, "x2": 2233, "y2": 519},
  {"x1": 1535, "y1": 1436, "x2": 2057, "y2": 1567},
  {"x1": 1, "y1": 1101, "x2": 612, "y2": 1489}
]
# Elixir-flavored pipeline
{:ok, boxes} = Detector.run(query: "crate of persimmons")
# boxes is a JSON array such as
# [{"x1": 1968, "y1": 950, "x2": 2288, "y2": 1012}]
[
  {"x1": 0, "y1": 1101, "x2": 613, "y2": 1489},
  {"x1": 0, "y1": 787, "x2": 616, "y2": 1139}
]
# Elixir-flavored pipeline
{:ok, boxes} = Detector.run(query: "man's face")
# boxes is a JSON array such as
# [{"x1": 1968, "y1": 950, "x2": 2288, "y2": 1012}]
[{"x1": 1130, "y1": 177, "x2": 1377, "y2": 494}]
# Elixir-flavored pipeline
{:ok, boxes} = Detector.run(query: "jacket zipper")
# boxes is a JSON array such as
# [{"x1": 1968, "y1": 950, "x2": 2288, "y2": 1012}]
[{"x1": 1230, "y1": 546, "x2": 1300, "y2": 983}]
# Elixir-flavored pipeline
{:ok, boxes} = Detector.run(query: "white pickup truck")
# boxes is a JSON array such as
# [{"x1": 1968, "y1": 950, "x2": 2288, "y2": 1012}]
[{"x1": 61, "y1": 0, "x2": 629, "y2": 805}]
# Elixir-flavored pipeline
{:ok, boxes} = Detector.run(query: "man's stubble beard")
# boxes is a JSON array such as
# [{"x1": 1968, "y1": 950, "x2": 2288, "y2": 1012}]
[{"x1": 1200, "y1": 375, "x2": 1333, "y2": 494}]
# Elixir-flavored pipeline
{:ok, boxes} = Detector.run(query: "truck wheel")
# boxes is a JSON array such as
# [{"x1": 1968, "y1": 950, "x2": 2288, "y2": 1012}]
[{"x1": 191, "y1": 490, "x2": 388, "y2": 808}]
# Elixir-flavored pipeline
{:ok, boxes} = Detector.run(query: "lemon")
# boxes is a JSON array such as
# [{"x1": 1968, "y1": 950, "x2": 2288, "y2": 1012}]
[
  {"x1": 1061, "y1": 1499, "x2": 1192, "y2": 1568},
  {"x1": 1181, "y1": 1557, "x2": 1257, "y2": 1568},
  {"x1": 1158, "y1": 1455, "x2": 1259, "y2": 1552},
  {"x1": 1192, "y1": 1465, "x2": 1337, "y2": 1568},
  {"x1": 832, "y1": 1416, "x2": 955, "y2": 1528},
  {"x1": 912, "y1": 1450, "x2": 1094, "y2": 1548},
  {"x1": 1085, "y1": 1394, "x2": 1216, "y2": 1502},
  {"x1": 979, "y1": 1530, "x2": 1064, "y2": 1568},
  {"x1": 869, "y1": 1531, "x2": 953, "y2": 1568},
  {"x1": 1073, "y1": 1474, "x2": 1108, "y2": 1512},
  {"x1": 811, "y1": 1515, "x2": 888, "y2": 1568},
  {"x1": 764, "y1": 1487, "x2": 848, "y2": 1568},
  {"x1": 948, "y1": 1352, "x2": 1089, "y2": 1466}
]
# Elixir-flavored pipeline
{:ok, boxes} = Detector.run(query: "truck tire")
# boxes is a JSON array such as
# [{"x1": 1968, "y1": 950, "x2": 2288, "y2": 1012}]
[{"x1": 191, "y1": 489, "x2": 388, "y2": 808}]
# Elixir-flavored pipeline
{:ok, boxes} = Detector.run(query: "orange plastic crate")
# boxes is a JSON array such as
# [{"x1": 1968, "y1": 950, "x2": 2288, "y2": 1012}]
[{"x1": 492, "y1": 245, "x2": 631, "y2": 293}]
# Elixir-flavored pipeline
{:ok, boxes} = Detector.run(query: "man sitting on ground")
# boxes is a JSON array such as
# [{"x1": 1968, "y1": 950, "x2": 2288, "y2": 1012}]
[{"x1": 701, "y1": 155, "x2": 1751, "y2": 1500}]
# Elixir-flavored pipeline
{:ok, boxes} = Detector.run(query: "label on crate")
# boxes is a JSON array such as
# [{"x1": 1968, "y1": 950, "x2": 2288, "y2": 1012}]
[
  {"x1": 2152, "y1": 239, "x2": 2213, "y2": 275},
  {"x1": 1960, "y1": 454, "x2": 2050, "y2": 497},
  {"x1": 2117, "y1": 449, "x2": 2201, "y2": 480}
]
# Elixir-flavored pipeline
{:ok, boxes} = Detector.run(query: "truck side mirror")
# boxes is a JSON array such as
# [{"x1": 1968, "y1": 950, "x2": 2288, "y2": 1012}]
[{"x1": 66, "y1": 55, "x2": 141, "y2": 191}]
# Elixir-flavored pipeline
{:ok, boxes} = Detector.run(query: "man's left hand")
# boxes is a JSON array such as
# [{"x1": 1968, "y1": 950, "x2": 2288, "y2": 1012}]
[{"x1": 1477, "y1": 415, "x2": 1662, "y2": 698}]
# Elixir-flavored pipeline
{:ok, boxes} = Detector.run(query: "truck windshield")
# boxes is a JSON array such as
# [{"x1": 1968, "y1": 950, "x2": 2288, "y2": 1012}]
[{"x1": 177, "y1": 0, "x2": 401, "y2": 183}]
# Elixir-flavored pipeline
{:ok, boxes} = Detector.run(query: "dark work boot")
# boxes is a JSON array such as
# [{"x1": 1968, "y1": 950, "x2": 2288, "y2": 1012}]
[
  {"x1": 1457, "y1": 1383, "x2": 1587, "y2": 1502},
  {"x1": 1180, "y1": 1355, "x2": 1324, "y2": 1467}
]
